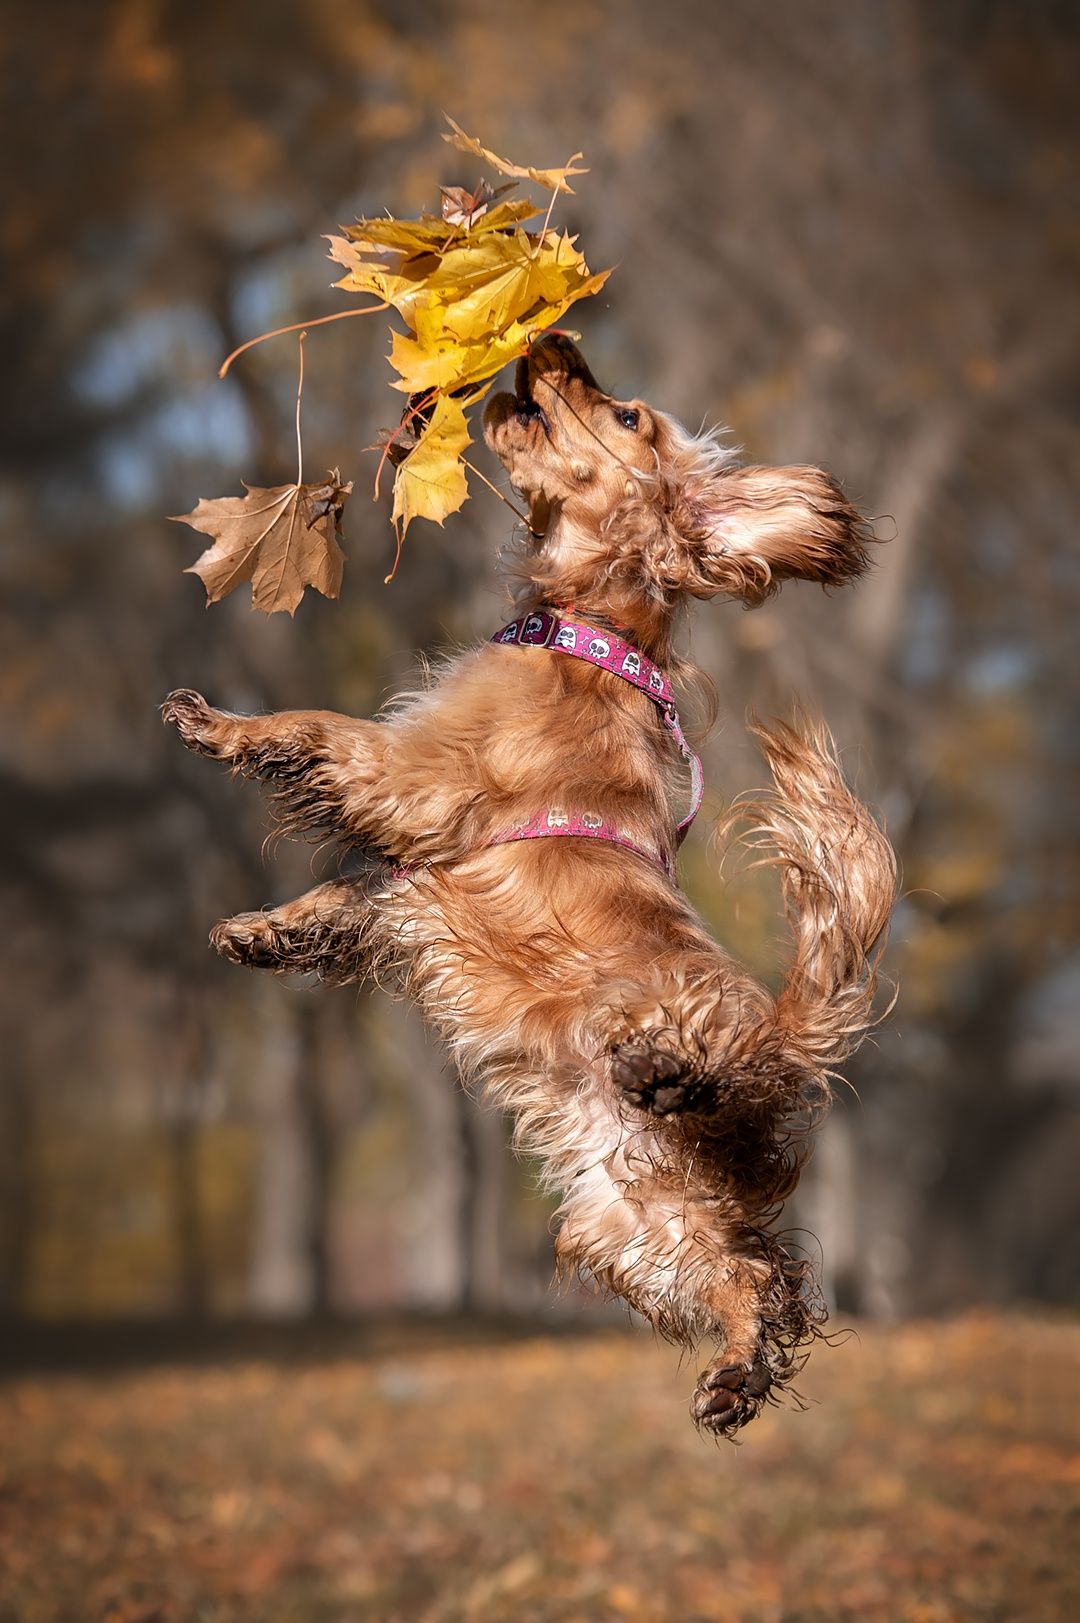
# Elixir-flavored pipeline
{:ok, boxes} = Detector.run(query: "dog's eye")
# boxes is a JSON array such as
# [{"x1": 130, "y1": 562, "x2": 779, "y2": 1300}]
[{"x1": 614, "y1": 407, "x2": 639, "y2": 431}]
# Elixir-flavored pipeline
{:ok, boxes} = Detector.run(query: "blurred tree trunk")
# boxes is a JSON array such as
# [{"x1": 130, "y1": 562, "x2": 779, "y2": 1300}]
[
  {"x1": 167, "y1": 1114, "x2": 207, "y2": 1317},
  {"x1": 389, "y1": 1001, "x2": 515, "y2": 1313},
  {"x1": 0, "y1": 1050, "x2": 35, "y2": 1317},
  {"x1": 164, "y1": 994, "x2": 210, "y2": 1317},
  {"x1": 248, "y1": 988, "x2": 327, "y2": 1315},
  {"x1": 392, "y1": 1004, "x2": 470, "y2": 1309},
  {"x1": 296, "y1": 999, "x2": 336, "y2": 1315},
  {"x1": 457, "y1": 1090, "x2": 511, "y2": 1313}
]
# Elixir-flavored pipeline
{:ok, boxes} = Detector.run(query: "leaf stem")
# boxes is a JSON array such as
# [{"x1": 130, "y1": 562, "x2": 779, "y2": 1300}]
[
  {"x1": 461, "y1": 457, "x2": 531, "y2": 526},
  {"x1": 295, "y1": 331, "x2": 307, "y2": 488},
  {"x1": 537, "y1": 186, "x2": 560, "y2": 249},
  {"x1": 218, "y1": 304, "x2": 390, "y2": 379},
  {"x1": 384, "y1": 527, "x2": 406, "y2": 586},
  {"x1": 529, "y1": 149, "x2": 576, "y2": 261}
]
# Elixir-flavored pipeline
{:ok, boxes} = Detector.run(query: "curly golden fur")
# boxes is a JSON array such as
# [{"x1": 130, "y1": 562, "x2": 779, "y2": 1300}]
[{"x1": 163, "y1": 335, "x2": 896, "y2": 1437}]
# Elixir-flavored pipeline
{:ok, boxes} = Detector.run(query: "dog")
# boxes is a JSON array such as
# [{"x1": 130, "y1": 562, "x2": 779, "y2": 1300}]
[{"x1": 163, "y1": 334, "x2": 896, "y2": 1437}]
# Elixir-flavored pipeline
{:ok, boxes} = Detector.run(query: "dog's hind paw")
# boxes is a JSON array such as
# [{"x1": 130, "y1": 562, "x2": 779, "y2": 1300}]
[
  {"x1": 690, "y1": 1360, "x2": 772, "y2": 1438},
  {"x1": 610, "y1": 1037, "x2": 714, "y2": 1116}
]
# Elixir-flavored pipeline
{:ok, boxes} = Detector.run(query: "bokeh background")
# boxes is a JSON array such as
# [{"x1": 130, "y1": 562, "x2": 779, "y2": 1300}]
[{"x1": 2, "y1": 2, "x2": 1078, "y2": 1619}]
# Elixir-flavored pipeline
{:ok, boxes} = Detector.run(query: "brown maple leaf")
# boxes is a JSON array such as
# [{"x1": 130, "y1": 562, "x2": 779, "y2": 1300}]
[
  {"x1": 439, "y1": 177, "x2": 517, "y2": 228},
  {"x1": 374, "y1": 391, "x2": 437, "y2": 469},
  {"x1": 173, "y1": 472, "x2": 352, "y2": 615},
  {"x1": 375, "y1": 422, "x2": 420, "y2": 468}
]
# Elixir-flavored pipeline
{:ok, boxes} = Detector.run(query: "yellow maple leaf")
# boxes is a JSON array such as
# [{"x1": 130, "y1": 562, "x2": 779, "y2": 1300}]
[
  {"x1": 326, "y1": 236, "x2": 428, "y2": 327},
  {"x1": 391, "y1": 394, "x2": 472, "y2": 541},
  {"x1": 205, "y1": 128, "x2": 612, "y2": 590},
  {"x1": 442, "y1": 116, "x2": 587, "y2": 195},
  {"x1": 340, "y1": 215, "x2": 454, "y2": 257},
  {"x1": 389, "y1": 260, "x2": 612, "y2": 395},
  {"x1": 426, "y1": 232, "x2": 566, "y2": 343},
  {"x1": 338, "y1": 198, "x2": 540, "y2": 259}
]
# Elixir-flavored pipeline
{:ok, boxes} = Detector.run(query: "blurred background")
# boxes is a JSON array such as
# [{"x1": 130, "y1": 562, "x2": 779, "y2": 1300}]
[{"x1": 2, "y1": 1, "x2": 1078, "y2": 1618}]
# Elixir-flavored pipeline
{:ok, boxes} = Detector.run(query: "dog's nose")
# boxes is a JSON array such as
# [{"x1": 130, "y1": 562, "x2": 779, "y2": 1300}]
[{"x1": 528, "y1": 332, "x2": 602, "y2": 392}]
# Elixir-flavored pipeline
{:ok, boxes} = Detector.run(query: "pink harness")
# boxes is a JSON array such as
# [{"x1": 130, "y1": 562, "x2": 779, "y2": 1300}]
[{"x1": 488, "y1": 609, "x2": 704, "y2": 880}]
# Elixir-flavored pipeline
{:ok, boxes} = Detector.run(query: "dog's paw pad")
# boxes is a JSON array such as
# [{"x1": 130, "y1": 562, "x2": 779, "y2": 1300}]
[
  {"x1": 610, "y1": 1040, "x2": 695, "y2": 1115},
  {"x1": 691, "y1": 1362, "x2": 772, "y2": 1436}
]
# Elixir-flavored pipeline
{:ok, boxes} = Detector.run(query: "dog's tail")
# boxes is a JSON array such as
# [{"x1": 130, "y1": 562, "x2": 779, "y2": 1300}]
[{"x1": 734, "y1": 716, "x2": 897, "y2": 1080}]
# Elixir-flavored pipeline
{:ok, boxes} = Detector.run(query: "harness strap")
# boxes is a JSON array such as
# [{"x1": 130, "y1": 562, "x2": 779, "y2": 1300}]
[
  {"x1": 489, "y1": 609, "x2": 704, "y2": 874},
  {"x1": 488, "y1": 811, "x2": 674, "y2": 879}
]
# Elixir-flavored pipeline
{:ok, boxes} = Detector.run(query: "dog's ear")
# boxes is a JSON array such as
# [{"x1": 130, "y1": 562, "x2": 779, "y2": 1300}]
[{"x1": 679, "y1": 464, "x2": 873, "y2": 607}]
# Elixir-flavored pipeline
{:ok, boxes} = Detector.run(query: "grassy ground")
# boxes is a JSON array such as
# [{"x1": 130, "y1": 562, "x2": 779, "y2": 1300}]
[{"x1": 0, "y1": 1312, "x2": 1076, "y2": 1622}]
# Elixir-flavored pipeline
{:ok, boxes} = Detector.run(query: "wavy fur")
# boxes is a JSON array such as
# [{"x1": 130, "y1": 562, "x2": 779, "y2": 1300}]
[{"x1": 163, "y1": 336, "x2": 896, "y2": 1438}]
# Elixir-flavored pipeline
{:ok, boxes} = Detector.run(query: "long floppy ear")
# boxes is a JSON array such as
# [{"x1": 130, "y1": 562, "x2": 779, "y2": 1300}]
[{"x1": 682, "y1": 464, "x2": 873, "y2": 606}]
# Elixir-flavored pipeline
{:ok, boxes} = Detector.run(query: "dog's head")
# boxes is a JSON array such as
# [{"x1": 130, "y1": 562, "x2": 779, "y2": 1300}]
[{"x1": 484, "y1": 334, "x2": 872, "y2": 617}]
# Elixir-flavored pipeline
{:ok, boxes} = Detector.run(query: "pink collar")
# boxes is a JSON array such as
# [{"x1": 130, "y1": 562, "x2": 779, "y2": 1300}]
[{"x1": 488, "y1": 609, "x2": 704, "y2": 878}]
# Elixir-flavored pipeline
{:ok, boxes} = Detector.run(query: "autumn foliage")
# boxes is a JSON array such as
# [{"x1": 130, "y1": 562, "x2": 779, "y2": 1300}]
[
  {"x1": 2, "y1": 1315, "x2": 1075, "y2": 1621},
  {"x1": 173, "y1": 119, "x2": 610, "y2": 609}
]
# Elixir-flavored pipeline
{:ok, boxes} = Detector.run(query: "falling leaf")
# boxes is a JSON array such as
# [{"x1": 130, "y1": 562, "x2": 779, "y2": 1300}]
[
  {"x1": 335, "y1": 197, "x2": 539, "y2": 259},
  {"x1": 325, "y1": 238, "x2": 428, "y2": 325},
  {"x1": 202, "y1": 127, "x2": 610, "y2": 588},
  {"x1": 382, "y1": 231, "x2": 610, "y2": 392},
  {"x1": 376, "y1": 403, "x2": 426, "y2": 469},
  {"x1": 173, "y1": 473, "x2": 351, "y2": 615},
  {"x1": 326, "y1": 136, "x2": 607, "y2": 557},
  {"x1": 391, "y1": 394, "x2": 471, "y2": 540},
  {"x1": 439, "y1": 177, "x2": 517, "y2": 227},
  {"x1": 442, "y1": 116, "x2": 587, "y2": 195}
]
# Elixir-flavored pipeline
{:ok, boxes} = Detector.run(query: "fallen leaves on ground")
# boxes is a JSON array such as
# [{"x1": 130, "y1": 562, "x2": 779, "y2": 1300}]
[
  {"x1": 174, "y1": 473, "x2": 351, "y2": 616},
  {"x1": 1, "y1": 1312, "x2": 1077, "y2": 1622}
]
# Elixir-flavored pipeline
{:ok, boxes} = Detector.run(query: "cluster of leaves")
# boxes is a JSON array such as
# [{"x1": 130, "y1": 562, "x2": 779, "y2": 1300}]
[{"x1": 174, "y1": 119, "x2": 610, "y2": 611}]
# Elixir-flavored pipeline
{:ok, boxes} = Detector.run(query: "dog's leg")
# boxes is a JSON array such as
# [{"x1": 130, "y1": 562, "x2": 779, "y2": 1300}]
[
  {"x1": 211, "y1": 874, "x2": 385, "y2": 984},
  {"x1": 608, "y1": 957, "x2": 810, "y2": 1124},
  {"x1": 552, "y1": 1088, "x2": 814, "y2": 1438},
  {"x1": 162, "y1": 689, "x2": 388, "y2": 846},
  {"x1": 686, "y1": 1221, "x2": 816, "y2": 1436}
]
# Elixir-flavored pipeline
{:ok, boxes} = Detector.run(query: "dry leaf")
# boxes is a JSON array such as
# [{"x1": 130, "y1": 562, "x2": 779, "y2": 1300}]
[
  {"x1": 375, "y1": 410, "x2": 424, "y2": 469},
  {"x1": 334, "y1": 198, "x2": 539, "y2": 261},
  {"x1": 442, "y1": 116, "x2": 587, "y2": 195},
  {"x1": 439, "y1": 177, "x2": 516, "y2": 227},
  {"x1": 324, "y1": 127, "x2": 608, "y2": 556},
  {"x1": 200, "y1": 127, "x2": 610, "y2": 591},
  {"x1": 174, "y1": 473, "x2": 351, "y2": 615},
  {"x1": 324, "y1": 238, "x2": 428, "y2": 323}
]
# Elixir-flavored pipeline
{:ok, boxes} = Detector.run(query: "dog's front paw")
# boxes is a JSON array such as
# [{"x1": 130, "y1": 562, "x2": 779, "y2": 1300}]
[
  {"x1": 211, "y1": 912, "x2": 283, "y2": 968},
  {"x1": 162, "y1": 689, "x2": 233, "y2": 758},
  {"x1": 610, "y1": 1037, "x2": 713, "y2": 1116},
  {"x1": 690, "y1": 1360, "x2": 772, "y2": 1438}
]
